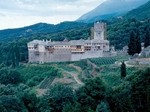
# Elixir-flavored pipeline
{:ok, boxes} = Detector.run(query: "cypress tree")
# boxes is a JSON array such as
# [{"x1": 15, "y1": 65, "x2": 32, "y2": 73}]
[
  {"x1": 144, "y1": 28, "x2": 150, "y2": 48},
  {"x1": 128, "y1": 30, "x2": 136, "y2": 55},
  {"x1": 11, "y1": 45, "x2": 16, "y2": 68},
  {"x1": 14, "y1": 44, "x2": 20, "y2": 66},
  {"x1": 128, "y1": 30, "x2": 141, "y2": 55},
  {"x1": 135, "y1": 31, "x2": 141, "y2": 54},
  {"x1": 121, "y1": 61, "x2": 126, "y2": 79}
]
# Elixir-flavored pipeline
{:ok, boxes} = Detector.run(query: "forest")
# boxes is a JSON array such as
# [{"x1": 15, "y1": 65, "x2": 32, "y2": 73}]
[{"x1": 0, "y1": 62, "x2": 150, "y2": 112}]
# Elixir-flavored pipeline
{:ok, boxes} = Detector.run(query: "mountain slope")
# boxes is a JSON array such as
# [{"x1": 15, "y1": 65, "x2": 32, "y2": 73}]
[
  {"x1": 77, "y1": 0, "x2": 149, "y2": 23},
  {"x1": 125, "y1": 0, "x2": 150, "y2": 20},
  {"x1": 0, "y1": 22, "x2": 88, "y2": 41}
]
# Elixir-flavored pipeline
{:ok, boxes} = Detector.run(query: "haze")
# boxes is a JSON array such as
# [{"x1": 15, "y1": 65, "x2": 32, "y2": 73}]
[{"x1": 0, "y1": 0, "x2": 105, "y2": 30}]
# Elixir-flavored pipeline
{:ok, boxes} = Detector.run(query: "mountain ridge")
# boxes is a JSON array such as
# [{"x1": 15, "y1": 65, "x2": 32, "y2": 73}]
[
  {"x1": 125, "y1": 0, "x2": 150, "y2": 20},
  {"x1": 77, "y1": 0, "x2": 149, "y2": 23},
  {"x1": 0, "y1": 22, "x2": 88, "y2": 41}
]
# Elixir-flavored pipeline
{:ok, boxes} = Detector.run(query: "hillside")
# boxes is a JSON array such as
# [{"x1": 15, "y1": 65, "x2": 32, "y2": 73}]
[
  {"x1": 0, "y1": 22, "x2": 88, "y2": 41},
  {"x1": 125, "y1": 0, "x2": 150, "y2": 20},
  {"x1": 77, "y1": 0, "x2": 149, "y2": 23},
  {"x1": 0, "y1": 55, "x2": 150, "y2": 111}
]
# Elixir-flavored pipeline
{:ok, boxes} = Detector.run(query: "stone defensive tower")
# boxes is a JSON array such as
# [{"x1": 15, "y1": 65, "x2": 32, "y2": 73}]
[{"x1": 91, "y1": 22, "x2": 106, "y2": 40}]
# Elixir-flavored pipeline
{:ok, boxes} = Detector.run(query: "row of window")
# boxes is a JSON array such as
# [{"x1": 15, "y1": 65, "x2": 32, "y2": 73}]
[
  {"x1": 86, "y1": 43, "x2": 108, "y2": 45},
  {"x1": 29, "y1": 44, "x2": 108, "y2": 50},
  {"x1": 54, "y1": 46, "x2": 70, "y2": 48}
]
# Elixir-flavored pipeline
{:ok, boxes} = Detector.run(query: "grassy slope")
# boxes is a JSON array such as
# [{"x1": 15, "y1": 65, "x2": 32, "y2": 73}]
[
  {"x1": 17, "y1": 64, "x2": 59, "y2": 87},
  {"x1": 100, "y1": 65, "x2": 138, "y2": 87},
  {"x1": 16, "y1": 56, "x2": 142, "y2": 91}
]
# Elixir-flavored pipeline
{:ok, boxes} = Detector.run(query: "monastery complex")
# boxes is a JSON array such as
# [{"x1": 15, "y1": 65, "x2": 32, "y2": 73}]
[{"x1": 28, "y1": 22, "x2": 116, "y2": 63}]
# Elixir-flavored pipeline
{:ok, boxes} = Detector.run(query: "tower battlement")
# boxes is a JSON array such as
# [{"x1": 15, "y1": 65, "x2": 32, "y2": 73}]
[
  {"x1": 91, "y1": 22, "x2": 106, "y2": 40},
  {"x1": 94, "y1": 22, "x2": 106, "y2": 40}
]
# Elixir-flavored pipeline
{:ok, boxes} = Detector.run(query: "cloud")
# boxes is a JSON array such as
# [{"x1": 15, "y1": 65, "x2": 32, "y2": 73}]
[
  {"x1": 0, "y1": 12, "x2": 5, "y2": 17},
  {"x1": 0, "y1": 0, "x2": 105, "y2": 16},
  {"x1": 0, "y1": 0, "x2": 105, "y2": 29}
]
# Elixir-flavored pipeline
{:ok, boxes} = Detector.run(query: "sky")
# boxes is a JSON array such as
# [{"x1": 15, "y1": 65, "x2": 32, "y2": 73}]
[{"x1": 0, "y1": 0, "x2": 106, "y2": 30}]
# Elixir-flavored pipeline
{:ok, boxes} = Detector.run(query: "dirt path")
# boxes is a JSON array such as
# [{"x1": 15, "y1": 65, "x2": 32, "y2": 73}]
[
  {"x1": 68, "y1": 64, "x2": 84, "y2": 85},
  {"x1": 87, "y1": 59, "x2": 100, "y2": 77},
  {"x1": 65, "y1": 71, "x2": 84, "y2": 85},
  {"x1": 36, "y1": 89, "x2": 47, "y2": 97},
  {"x1": 69, "y1": 64, "x2": 82, "y2": 72},
  {"x1": 87, "y1": 59, "x2": 99, "y2": 69}
]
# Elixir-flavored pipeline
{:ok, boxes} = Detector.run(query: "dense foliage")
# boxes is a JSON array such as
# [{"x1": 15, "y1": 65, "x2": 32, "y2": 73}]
[
  {"x1": 128, "y1": 30, "x2": 141, "y2": 55},
  {"x1": 0, "y1": 67, "x2": 149, "y2": 112},
  {"x1": 125, "y1": 0, "x2": 150, "y2": 20},
  {"x1": 144, "y1": 27, "x2": 150, "y2": 48},
  {"x1": 0, "y1": 39, "x2": 28, "y2": 66},
  {"x1": 39, "y1": 84, "x2": 74, "y2": 112},
  {"x1": 107, "y1": 18, "x2": 150, "y2": 49},
  {"x1": 0, "y1": 68, "x2": 22, "y2": 85}
]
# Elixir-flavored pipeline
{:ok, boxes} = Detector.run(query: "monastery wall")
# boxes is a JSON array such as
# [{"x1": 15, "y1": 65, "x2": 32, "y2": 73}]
[
  {"x1": 71, "y1": 51, "x2": 103, "y2": 61},
  {"x1": 37, "y1": 49, "x2": 72, "y2": 63},
  {"x1": 29, "y1": 50, "x2": 117, "y2": 64},
  {"x1": 51, "y1": 49, "x2": 71, "y2": 62},
  {"x1": 28, "y1": 51, "x2": 40, "y2": 63}
]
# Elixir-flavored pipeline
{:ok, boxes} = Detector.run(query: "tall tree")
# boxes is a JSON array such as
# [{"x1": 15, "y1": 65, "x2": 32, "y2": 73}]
[
  {"x1": 14, "y1": 44, "x2": 20, "y2": 66},
  {"x1": 128, "y1": 30, "x2": 137, "y2": 55},
  {"x1": 128, "y1": 30, "x2": 141, "y2": 55},
  {"x1": 12, "y1": 51, "x2": 16, "y2": 68},
  {"x1": 144, "y1": 28, "x2": 150, "y2": 48},
  {"x1": 135, "y1": 31, "x2": 141, "y2": 54},
  {"x1": 131, "y1": 69, "x2": 150, "y2": 112},
  {"x1": 42, "y1": 84, "x2": 74, "y2": 112},
  {"x1": 121, "y1": 61, "x2": 126, "y2": 79},
  {"x1": 7, "y1": 43, "x2": 21, "y2": 68},
  {"x1": 0, "y1": 95, "x2": 25, "y2": 112},
  {"x1": 76, "y1": 77, "x2": 107, "y2": 111}
]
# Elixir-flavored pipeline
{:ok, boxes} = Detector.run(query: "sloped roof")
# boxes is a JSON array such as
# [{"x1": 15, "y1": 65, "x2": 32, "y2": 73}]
[
  {"x1": 142, "y1": 46, "x2": 150, "y2": 52},
  {"x1": 70, "y1": 39, "x2": 85, "y2": 45}
]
